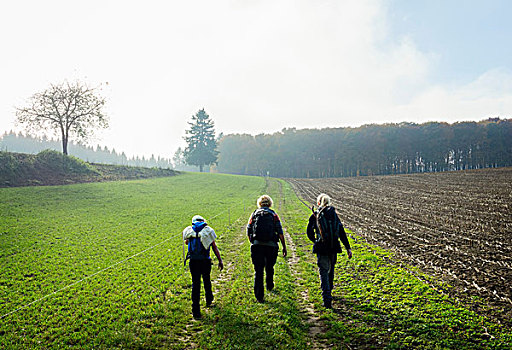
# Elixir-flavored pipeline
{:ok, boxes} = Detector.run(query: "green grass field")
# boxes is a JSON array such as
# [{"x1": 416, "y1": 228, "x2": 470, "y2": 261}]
[
  {"x1": 0, "y1": 173, "x2": 264, "y2": 348},
  {"x1": 1, "y1": 173, "x2": 511, "y2": 349}
]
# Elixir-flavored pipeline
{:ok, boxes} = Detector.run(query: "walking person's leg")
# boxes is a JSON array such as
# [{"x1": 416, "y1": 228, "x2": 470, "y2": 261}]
[
  {"x1": 328, "y1": 253, "x2": 338, "y2": 292},
  {"x1": 189, "y1": 260, "x2": 202, "y2": 318},
  {"x1": 265, "y1": 246, "x2": 278, "y2": 291},
  {"x1": 317, "y1": 254, "x2": 332, "y2": 308},
  {"x1": 251, "y1": 244, "x2": 265, "y2": 302},
  {"x1": 201, "y1": 260, "x2": 214, "y2": 306}
]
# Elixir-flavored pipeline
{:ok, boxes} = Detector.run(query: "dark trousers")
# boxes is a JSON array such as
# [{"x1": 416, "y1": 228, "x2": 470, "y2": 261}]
[
  {"x1": 317, "y1": 253, "x2": 337, "y2": 305},
  {"x1": 251, "y1": 244, "x2": 278, "y2": 301},
  {"x1": 189, "y1": 259, "x2": 213, "y2": 315}
]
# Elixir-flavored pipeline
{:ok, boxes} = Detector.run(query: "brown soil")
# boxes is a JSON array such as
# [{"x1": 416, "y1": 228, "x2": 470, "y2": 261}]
[{"x1": 287, "y1": 168, "x2": 512, "y2": 325}]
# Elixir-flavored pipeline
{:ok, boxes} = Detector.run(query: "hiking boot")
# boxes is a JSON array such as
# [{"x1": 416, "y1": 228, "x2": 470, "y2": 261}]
[
  {"x1": 266, "y1": 280, "x2": 274, "y2": 291},
  {"x1": 192, "y1": 306, "x2": 202, "y2": 319}
]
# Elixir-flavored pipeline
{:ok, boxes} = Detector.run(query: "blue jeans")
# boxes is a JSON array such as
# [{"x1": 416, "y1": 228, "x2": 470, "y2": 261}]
[{"x1": 317, "y1": 254, "x2": 337, "y2": 305}]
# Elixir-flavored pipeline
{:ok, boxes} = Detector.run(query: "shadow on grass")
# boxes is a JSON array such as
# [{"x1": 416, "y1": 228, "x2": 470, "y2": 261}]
[
  {"x1": 326, "y1": 287, "x2": 504, "y2": 349},
  {"x1": 196, "y1": 278, "x2": 308, "y2": 350}
]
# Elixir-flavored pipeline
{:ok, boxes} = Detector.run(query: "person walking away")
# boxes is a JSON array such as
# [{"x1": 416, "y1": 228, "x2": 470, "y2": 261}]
[
  {"x1": 247, "y1": 195, "x2": 287, "y2": 303},
  {"x1": 307, "y1": 193, "x2": 352, "y2": 308},
  {"x1": 183, "y1": 215, "x2": 223, "y2": 319}
]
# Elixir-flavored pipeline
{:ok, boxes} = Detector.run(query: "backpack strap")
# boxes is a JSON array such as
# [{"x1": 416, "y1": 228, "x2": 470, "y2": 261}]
[
  {"x1": 184, "y1": 227, "x2": 203, "y2": 265},
  {"x1": 184, "y1": 247, "x2": 190, "y2": 266}
]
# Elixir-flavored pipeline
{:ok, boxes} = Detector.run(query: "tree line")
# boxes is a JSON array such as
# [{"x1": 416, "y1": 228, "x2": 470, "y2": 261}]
[
  {"x1": 0, "y1": 132, "x2": 173, "y2": 169},
  {"x1": 216, "y1": 118, "x2": 512, "y2": 178},
  {"x1": 11, "y1": 78, "x2": 219, "y2": 172},
  {"x1": 8, "y1": 80, "x2": 512, "y2": 178}
]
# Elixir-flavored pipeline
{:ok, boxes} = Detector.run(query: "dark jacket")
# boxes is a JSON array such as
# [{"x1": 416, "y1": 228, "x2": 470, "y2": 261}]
[
  {"x1": 247, "y1": 207, "x2": 284, "y2": 245},
  {"x1": 307, "y1": 206, "x2": 351, "y2": 255}
]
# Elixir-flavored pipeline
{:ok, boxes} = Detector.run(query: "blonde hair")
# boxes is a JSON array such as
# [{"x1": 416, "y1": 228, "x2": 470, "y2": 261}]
[
  {"x1": 257, "y1": 195, "x2": 273, "y2": 208},
  {"x1": 317, "y1": 193, "x2": 331, "y2": 207}
]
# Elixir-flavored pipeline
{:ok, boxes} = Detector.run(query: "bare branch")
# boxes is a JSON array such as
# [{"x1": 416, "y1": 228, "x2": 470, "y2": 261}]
[{"x1": 15, "y1": 80, "x2": 109, "y2": 154}]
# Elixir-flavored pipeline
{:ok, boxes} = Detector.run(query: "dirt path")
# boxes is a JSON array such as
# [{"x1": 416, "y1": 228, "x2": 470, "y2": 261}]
[
  {"x1": 275, "y1": 179, "x2": 334, "y2": 349},
  {"x1": 175, "y1": 218, "x2": 248, "y2": 349},
  {"x1": 211, "y1": 223, "x2": 247, "y2": 297}
]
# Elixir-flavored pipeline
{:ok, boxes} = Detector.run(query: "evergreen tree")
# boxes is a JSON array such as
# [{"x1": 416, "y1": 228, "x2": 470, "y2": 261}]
[
  {"x1": 184, "y1": 109, "x2": 219, "y2": 172},
  {"x1": 172, "y1": 147, "x2": 185, "y2": 169}
]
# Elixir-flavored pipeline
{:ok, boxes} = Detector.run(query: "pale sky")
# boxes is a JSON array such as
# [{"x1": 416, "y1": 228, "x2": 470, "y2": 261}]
[{"x1": 1, "y1": 0, "x2": 511, "y2": 159}]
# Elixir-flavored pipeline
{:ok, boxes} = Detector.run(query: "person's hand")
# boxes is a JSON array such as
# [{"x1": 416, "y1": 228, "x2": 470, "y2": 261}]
[
  {"x1": 282, "y1": 247, "x2": 288, "y2": 257},
  {"x1": 347, "y1": 249, "x2": 353, "y2": 259},
  {"x1": 218, "y1": 260, "x2": 224, "y2": 271}
]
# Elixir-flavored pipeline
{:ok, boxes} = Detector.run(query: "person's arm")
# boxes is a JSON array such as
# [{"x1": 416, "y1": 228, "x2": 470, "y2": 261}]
[
  {"x1": 306, "y1": 214, "x2": 317, "y2": 242},
  {"x1": 211, "y1": 241, "x2": 224, "y2": 270},
  {"x1": 274, "y1": 213, "x2": 287, "y2": 257},
  {"x1": 278, "y1": 233, "x2": 287, "y2": 257},
  {"x1": 336, "y1": 215, "x2": 352, "y2": 259},
  {"x1": 246, "y1": 212, "x2": 254, "y2": 242}
]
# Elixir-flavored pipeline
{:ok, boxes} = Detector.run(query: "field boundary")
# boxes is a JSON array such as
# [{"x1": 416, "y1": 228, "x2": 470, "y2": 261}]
[{"x1": 0, "y1": 150, "x2": 178, "y2": 188}]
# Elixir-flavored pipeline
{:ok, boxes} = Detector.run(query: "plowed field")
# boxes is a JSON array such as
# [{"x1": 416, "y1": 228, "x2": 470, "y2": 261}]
[{"x1": 288, "y1": 168, "x2": 512, "y2": 320}]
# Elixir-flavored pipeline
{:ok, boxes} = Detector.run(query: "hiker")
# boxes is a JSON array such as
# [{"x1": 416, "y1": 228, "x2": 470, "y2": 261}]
[
  {"x1": 247, "y1": 195, "x2": 287, "y2": 302},
  {"x1": 307, "y1": 193, "x2": 352, "y2": 309},
  {"x1": 183, "y1": 215, "x2": 223, "y2": 319}
]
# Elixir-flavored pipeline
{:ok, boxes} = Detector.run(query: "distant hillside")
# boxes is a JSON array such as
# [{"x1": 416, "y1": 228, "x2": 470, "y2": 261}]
[
  {"x1": 0, "y1": 150, "x2": 178, "y2": 187},
  {"x1": 0, "y1": 131, "x2": 173, "y2": 169}
]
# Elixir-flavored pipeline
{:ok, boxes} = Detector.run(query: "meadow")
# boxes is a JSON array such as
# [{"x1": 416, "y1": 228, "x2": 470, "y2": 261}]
[
  {"x1": 1, "y1": 173, "x2": 511, "y2": 349},
  {"x1": 0, "y1": 173, "x2": 263, "y2": 348}
]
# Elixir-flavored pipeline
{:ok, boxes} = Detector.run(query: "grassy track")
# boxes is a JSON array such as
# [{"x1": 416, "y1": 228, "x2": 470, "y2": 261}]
[
  {"x1": 1, "y1": 174, "x2": 511, "y2": 349},
  {"x1": 195, "y1": 177, "x2": 309, "y2": 349}
]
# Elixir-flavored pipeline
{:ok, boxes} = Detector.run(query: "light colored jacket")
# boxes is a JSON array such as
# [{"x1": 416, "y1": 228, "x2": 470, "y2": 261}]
[{"x1": 182, "y1": 225, "x2": 217, "y2": 250}]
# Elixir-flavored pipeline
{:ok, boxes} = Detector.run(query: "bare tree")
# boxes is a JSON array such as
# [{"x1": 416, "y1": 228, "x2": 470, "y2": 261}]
[{"x1": 16, "y1": 80, "x2": 108, "y2": 155}]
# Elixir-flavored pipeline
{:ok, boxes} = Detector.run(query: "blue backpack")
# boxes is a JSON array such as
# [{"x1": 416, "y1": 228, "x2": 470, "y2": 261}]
[{"x1": 187, "y1": 223, "x2": 210, "y2": 260}]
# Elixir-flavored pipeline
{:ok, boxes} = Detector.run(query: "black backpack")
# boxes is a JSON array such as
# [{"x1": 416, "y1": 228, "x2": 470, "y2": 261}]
[
  {"x1": 316, "y1": 207, "x2": 340, "y2": 249},
  {"x1": 252, "y1": 208, "x2": 277, "y2": 242}
]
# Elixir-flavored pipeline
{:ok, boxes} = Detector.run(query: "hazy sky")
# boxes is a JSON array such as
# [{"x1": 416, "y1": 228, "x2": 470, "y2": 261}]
[{"x1": 1, "y1": 0, "x2": 511, "y2": 158}]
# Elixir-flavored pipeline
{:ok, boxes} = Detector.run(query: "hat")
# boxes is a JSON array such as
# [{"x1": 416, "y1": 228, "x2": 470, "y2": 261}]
[{"x1": 192, "y1": 215, "x2": 205, "y2": 223}]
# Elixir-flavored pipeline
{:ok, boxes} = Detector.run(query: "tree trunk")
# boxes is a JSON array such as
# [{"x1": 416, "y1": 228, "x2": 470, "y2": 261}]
[
  {"x1": 199, "y1": 164, "x2": 204, "y2": 172},
  {"x1": 62, "y1": 137, "x2": 68, "y2": 155},
  {"x1": 60, "y1": 126, "x2": 68, "y2": 155}
]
